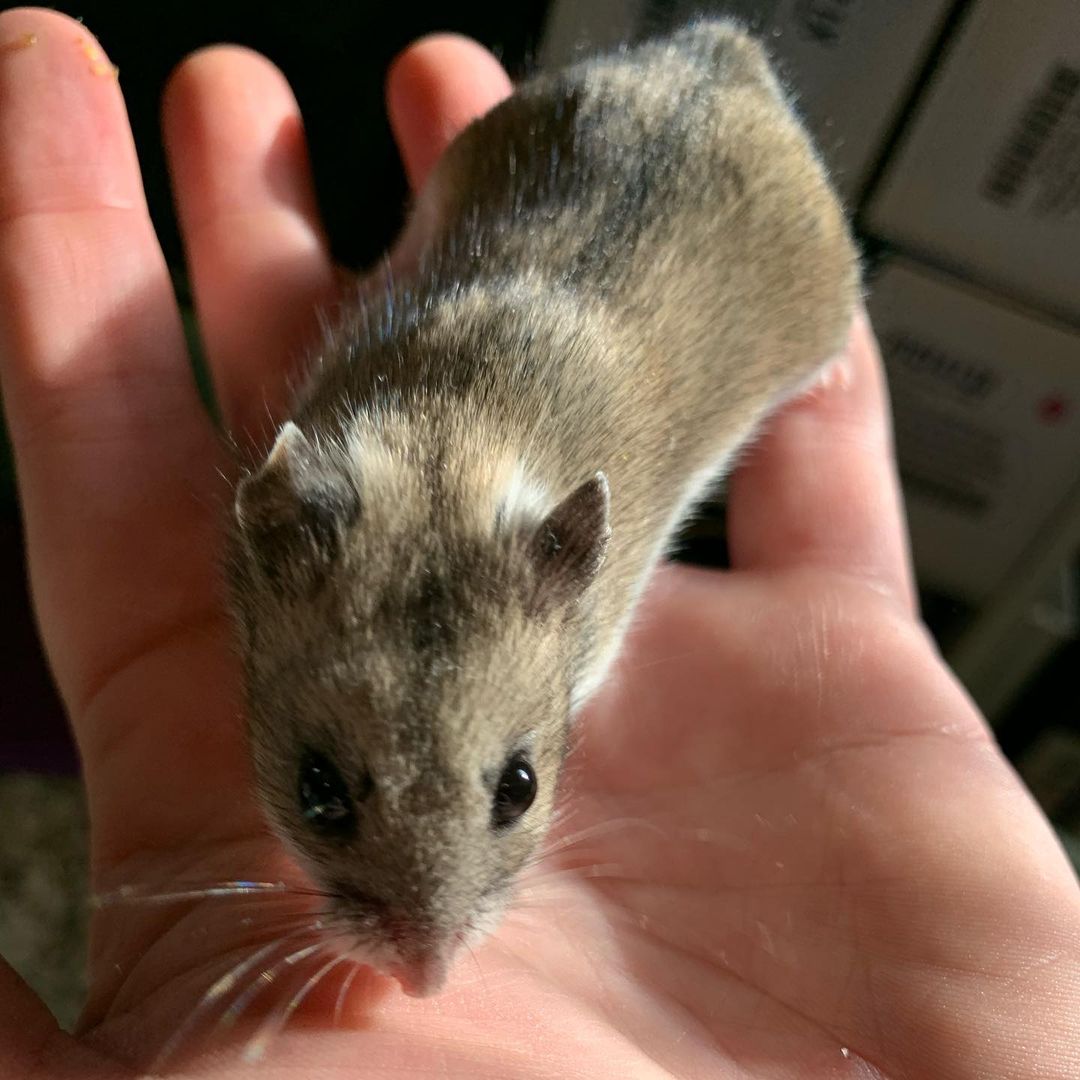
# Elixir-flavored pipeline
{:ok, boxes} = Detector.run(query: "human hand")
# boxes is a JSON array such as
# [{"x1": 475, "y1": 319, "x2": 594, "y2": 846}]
[{"x1": 1, "y1": 9, "x2": 1077, "y2": 1078}]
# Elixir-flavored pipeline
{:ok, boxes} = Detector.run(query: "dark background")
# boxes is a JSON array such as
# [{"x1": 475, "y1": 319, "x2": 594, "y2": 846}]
[{"x1": 62, "y1": 1, "x2": 550, "y2": 272}]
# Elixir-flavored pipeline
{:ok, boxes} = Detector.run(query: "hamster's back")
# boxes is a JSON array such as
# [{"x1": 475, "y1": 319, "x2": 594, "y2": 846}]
[
  {"x1": 426, "y1": 20, "x2": 854, "y2": 353},
  {"x1": 360, "y1": 20, "x2": 857, "y2": 507},
  {"x1": 296, "y1": 20, "x2": 857, "y2": 654}
]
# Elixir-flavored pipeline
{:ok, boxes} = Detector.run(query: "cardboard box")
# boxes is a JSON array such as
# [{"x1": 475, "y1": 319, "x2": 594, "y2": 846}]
[
  {"x1": 868, "y1": 258, "x2": 1080, "y2": 604},
  {"x1": 866, "y1": 0, "x2": 1080, "y2": 325},
  {"x1": 541, "y1": 0, "x2": 954, "y2": 200}
]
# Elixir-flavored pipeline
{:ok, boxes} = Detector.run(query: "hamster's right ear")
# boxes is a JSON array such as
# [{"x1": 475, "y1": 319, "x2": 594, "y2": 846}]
[
  {"x1": 235, "y1": 422, "x2": 360, "y2": 568},
  {"x1": 524, "y1": 472, "x2": 610, "y2": 615}
]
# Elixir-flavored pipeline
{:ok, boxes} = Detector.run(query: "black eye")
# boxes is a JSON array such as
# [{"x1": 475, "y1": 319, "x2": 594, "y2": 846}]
[
  {"x1": 298, "y1": 750, "x2": 358, "y2": 837},
  {"x1": 492, "y1": 755, "x2": 537, "y2": 829}
]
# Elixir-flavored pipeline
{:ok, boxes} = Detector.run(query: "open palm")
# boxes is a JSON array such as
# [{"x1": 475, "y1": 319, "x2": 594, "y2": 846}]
[{"x1": 1, "y1": 9, "x2": 1077, "y2": 1079}]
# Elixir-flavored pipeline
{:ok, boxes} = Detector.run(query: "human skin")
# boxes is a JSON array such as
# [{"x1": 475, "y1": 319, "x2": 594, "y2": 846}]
[{"x1": 0, "y1": 8, "x2": 1077, "y2": 1079}]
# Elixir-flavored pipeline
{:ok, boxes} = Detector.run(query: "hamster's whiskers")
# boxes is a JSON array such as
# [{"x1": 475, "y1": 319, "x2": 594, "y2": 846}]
[
  {"x1": 555, "y1": 817, "x2": 662, "y2": 850},
  {"x1": 241, "y1": 954, "x2": 356, "y2": 1062},
  {"x1": 332, "y1": 958, "x2": 366, "y2": 1026},
  {"x1": 92, "y1": 879, "x2": 332, "y2": 908},
  {"x1": 527, "y1": 816, "x2": 667, "y2": 866},
  {"x1": 521, "y1": 862, "x2": 631, "y2": 887},
  {"x1": 151, "y1": 912, "x2": 347, "y2": 1073},
  {"x1": 455, "y1": 930, "x2": 487, "y2": 990}
]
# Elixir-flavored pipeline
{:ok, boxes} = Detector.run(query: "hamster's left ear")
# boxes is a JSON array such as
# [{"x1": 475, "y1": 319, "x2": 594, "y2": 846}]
[
  {"x1": 235, "y1": 421, "x2": 360, "y2": 570},
  {"x1": 525, "y1": 472, "x2": 610, "y2": 614}
]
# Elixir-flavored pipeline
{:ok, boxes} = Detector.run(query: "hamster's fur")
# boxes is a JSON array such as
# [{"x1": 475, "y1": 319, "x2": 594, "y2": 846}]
[{"x1": 227, "y1": 20, "x2": 857, "y2": 996}]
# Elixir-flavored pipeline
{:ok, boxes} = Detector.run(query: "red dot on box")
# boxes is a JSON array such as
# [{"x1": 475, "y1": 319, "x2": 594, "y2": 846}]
[{"x1": 1038, "y1": 394, "x2": 1069, "y2": 424}]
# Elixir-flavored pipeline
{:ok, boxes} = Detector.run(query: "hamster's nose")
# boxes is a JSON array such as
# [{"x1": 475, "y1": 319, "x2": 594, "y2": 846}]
[
  {"x1": 377, "y1": 904, "x2": 457, "y2": 995},
  {"x1": 390, "y1": 941, "x2": 453, "y2": 998}
]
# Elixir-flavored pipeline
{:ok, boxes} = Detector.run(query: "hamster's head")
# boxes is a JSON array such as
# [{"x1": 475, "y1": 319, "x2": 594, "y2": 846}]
[{"x1": 226, "y1": 421, "x2": 610, "y2": 996}]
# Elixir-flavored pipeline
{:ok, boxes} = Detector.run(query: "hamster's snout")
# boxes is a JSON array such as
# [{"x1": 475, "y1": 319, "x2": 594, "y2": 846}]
[
  {"x1": 389, "y1": 941, "x2": 454, "y2": 998},
  {"x1": 340, "y1": 898, "x2": 458, "y2": 997}
]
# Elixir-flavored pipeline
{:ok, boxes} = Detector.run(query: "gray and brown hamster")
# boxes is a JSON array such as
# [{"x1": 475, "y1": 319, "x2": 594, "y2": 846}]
[{"x1": 227, "y1": 20, "x2": 857, "y2": 997}]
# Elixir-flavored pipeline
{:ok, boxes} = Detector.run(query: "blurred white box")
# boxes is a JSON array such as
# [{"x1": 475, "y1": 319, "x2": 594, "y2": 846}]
[
  {"x1": 542, "y1": 0, "x2": 953, "y2": 200},
  {"x1": 868, "y1": 258, "x2": 1080, "y2": 604},
  {"x1": 866, "y1": 0, "x2": 1080, "y2": 325}
]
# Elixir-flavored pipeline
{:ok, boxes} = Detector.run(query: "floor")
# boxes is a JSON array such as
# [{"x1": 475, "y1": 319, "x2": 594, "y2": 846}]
[{"x1": 0, "y1": 773, "x2": 88, "y2": 1031}]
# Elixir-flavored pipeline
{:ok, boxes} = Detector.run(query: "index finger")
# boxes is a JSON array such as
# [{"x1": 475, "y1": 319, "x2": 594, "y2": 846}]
[
  {"x1": 725, "y1": 311, "x2": 917, "y2": 612},
  {"x1": 0, "y1": 10, "x2": 225, "y2": 704},
  {"x1": 0, "y1": 9, "x2": 237, "y2": 865}
]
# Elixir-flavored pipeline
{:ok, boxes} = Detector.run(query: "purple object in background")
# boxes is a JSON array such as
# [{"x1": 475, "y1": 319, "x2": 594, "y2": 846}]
[{"x1": 0, "y1": 514, "x2": 78, "y2": 775}]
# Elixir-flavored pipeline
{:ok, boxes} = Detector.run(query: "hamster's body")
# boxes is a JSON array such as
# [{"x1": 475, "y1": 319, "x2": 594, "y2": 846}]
[{"x1": 227, "y1": 21, "x2": 858, "y2": 996}]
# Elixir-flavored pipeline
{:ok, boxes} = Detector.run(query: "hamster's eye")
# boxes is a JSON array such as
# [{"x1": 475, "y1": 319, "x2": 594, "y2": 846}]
[
  {"x1": 298, "y1": 750, "x2": 357, "y2": 837},
  {"x1": 492, "y1": 754, "x2": 537, "y2": 829}
]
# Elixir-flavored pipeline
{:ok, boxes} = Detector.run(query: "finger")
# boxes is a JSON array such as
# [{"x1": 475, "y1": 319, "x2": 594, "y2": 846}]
[
  {"x1": 386, "y1": 34, "x2": 513, "y2": 192},
  {"x1": 163, "y1": 46, "x2": 338, "y2": 439},
  {"x1": 0, "y1": 10, "x2": 224, "y2": 711},
  {"x1": 0, "y1": 10, "x2": 249, "y2": 869},
  {"x1": 725, "y1": 311, "x2": 917, "y2": 611}
]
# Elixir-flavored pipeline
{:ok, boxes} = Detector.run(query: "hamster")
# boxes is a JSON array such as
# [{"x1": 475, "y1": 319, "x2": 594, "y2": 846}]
[{"x1": 226, "y1": 20, "x2": 858, "y2": 998}]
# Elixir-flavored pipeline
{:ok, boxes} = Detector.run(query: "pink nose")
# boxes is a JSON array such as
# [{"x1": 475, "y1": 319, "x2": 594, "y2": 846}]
[{"x1": 391, "y1": 947, "x2": 452, "y2": 998}]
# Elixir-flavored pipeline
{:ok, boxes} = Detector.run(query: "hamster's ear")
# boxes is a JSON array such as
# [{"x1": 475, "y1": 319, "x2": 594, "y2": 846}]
[
  {"x1": 235, "y1": 422, "x2": 359, "y2": 569},
  {"x1": 526, "y1": 472, "x2": 610, "y2": 614}
]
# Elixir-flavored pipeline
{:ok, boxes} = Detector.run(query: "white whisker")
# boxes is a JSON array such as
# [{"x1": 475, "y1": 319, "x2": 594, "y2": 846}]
[
  {"x1": 464, "y1": 942, "x2": 486, "y2": 990},
  {"x1": 333, "y1": 959, "x2": 364, "y2": 1027},
  {"x1": 538, "y1": 817, "x2": 667, "y2": 861},
  {"x1": 151, "y1": 919, "x2": 327, "y2": 1072},
  {"x1": 524, "y1": 861, "x2": 631, "y2": 886},
  {"x1": 217, "y1": 940, "x2": 328, "y2": 1035},
  {"x1": 504, "y1": 895, "x2": 555, "y2": 915},
  {"x1": 93, "y1": 880, "x2": 329, "y2": 908},
  {"x1": 242, "y1": 950, "x2": 353, "y2": 1063}
]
